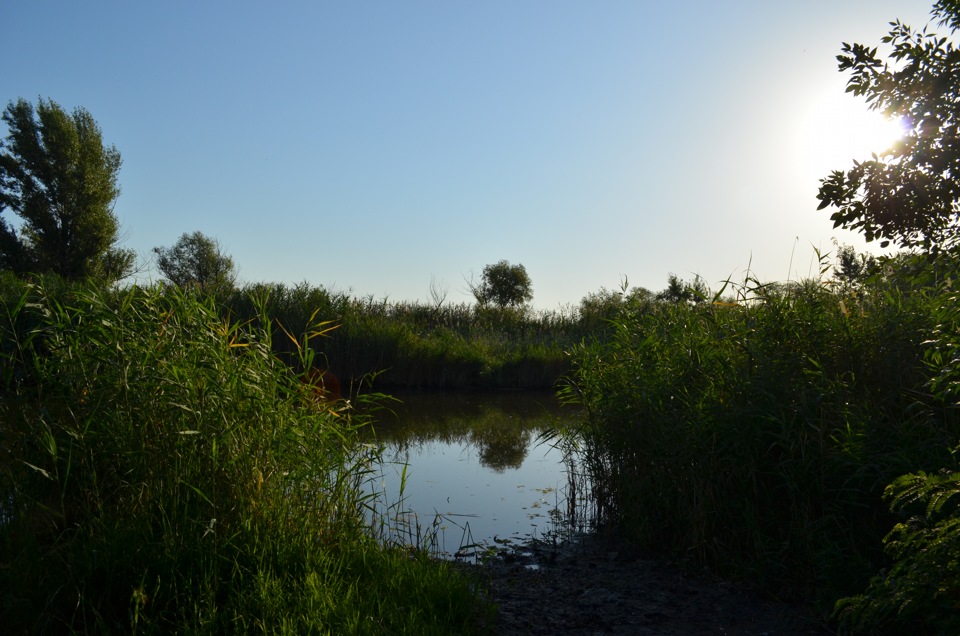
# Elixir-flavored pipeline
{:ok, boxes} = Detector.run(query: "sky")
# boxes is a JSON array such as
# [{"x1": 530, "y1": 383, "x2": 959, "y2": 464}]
[{"x1": 0, "y1": 0, "x2": 942, "y2": 309}]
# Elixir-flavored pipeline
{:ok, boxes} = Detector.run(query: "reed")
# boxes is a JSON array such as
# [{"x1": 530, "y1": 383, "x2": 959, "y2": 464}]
[
  {"x1": 830, "y1": 258, "x2": 960, "y2": 634},
  {"x1": 562, "y1": 267, "x2": 957, "y2": 612},
  {"x1": 0, "y1": 280, "x2": 488, "y2": 634},
  {"x1": 223, "y1": 283, "x2": 581, "y2": 390}
]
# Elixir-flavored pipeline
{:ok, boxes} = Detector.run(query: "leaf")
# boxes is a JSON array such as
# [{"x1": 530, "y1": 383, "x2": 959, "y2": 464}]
[{"x1": 21, "y1": 460, "x2": 53, "y2": 480}]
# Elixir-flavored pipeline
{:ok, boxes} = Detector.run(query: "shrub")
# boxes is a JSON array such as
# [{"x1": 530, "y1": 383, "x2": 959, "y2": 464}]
[{"x1": 835, "y1": 469, "x2": 960, "y2": 634}]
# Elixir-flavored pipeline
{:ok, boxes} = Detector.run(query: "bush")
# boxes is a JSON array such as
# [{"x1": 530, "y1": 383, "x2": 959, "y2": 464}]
[
  {"x1": 835, "y1": 469, "x2": 960, "y2": 634},
  {"x1": 833, "y1": 267, "x2": 960, "y2": 633}
]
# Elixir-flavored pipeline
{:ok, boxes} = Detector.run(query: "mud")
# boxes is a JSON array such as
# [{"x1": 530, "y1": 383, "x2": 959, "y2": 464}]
[{"x1": 464, "y1": 533, "x2": 832, "y2": 635}]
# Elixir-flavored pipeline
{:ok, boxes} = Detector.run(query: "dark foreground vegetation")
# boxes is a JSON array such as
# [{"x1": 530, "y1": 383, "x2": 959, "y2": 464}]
[
  {"x1": 5, "y1": 249, "x2": 959, "y2": 633},
  {"x1": 554, "y1": 4, "x2": 960, "y2": 631},
  {"x1": 0, "y1": 278, "x2": 490, "y2": 633},
  {"x1": 4, "y1": 3, "x2": 960, "y2": 632},
  {"x1": 561, "y1": 254, "x2": 960, "y2": 633}
]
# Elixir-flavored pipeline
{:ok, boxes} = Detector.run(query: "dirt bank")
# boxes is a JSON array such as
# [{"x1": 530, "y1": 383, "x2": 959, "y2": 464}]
[{"x1": 464, "y1": 533, "x2": 832, "y2": 635}]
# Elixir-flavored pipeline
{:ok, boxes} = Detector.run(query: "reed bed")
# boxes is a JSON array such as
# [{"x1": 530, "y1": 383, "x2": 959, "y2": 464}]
[
  {"x1": 0, "y1": 280, "x2": 488, "y2": 634},
  {"x1": 9, "y1": 261, "x2": 957, "y2": 631},
  {"x1": 562, "y1": 268, "x2": 959, "y2": 618},
  {"x1": 222, "y1": 283, "x2": 580, "y2": 390}
]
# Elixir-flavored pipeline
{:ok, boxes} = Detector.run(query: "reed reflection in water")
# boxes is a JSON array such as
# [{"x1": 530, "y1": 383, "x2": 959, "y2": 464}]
[{"x1": 365, "y1": 390, "x2": 586, "y2": 558}]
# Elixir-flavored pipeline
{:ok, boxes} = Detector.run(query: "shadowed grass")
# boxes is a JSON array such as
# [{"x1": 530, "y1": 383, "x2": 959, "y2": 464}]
[
  {"x1": 562, "y1": 270, "x2": 957, "y2": 612},
  {"x1": 0, "y1": 280, "x2": 489, "y2": 634}
]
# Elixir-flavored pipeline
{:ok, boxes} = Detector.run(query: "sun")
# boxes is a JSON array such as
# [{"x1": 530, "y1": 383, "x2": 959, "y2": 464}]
[{"x1": 800, "y1": 91, "x2": 908, "y2": 183}]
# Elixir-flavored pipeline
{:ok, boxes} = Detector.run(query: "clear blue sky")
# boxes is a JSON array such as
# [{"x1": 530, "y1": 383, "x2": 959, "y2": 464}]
[{"x1": 0, "y1": 1, "x2": 939, "y2": 308}]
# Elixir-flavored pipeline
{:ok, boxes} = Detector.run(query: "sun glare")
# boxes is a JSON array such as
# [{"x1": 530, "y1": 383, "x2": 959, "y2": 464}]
[{"x1": 800, "y1": 91, "x2": 908, "y2": 183}]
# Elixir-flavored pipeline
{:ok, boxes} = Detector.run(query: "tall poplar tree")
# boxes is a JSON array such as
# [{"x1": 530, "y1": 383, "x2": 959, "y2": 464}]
[{"x1": 0, "y1": 98, "x2": 133, "y2": 280}]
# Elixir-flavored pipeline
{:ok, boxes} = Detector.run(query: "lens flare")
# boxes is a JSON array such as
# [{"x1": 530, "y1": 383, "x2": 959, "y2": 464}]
[{"x1": 800, "y1": 92, "x2": 908, "y2": 183}]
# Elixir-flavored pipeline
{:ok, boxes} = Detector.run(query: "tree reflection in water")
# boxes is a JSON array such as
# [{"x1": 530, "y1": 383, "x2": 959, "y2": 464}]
[
  {"x1": 362, "y1": 390, "x2": 588, "y2": 555},
  {"x1": 366, "y1": 390, "x2": 569, "y2": 472},
  {"x1": 471, "y1": 426, "x2": 532, "y2": 472}
]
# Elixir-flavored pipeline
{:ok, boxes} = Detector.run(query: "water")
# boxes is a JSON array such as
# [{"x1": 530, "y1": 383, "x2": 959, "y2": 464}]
[{"x1": 363, "y1": 390, "x2": 587, "y2": 558}]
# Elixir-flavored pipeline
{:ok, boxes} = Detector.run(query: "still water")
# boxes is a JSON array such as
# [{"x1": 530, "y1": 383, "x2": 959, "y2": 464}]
[{"x1": 364, "y1": 390, "x2": 586, "y2": 558}]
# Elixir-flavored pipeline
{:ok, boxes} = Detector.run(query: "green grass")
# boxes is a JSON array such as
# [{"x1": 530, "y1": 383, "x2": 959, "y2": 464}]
[
  {"x1": 561, "y1": 267, "x2": 959, "y2": 617},
  {"x1": 222, "y1": 282, "x2": 578, "y2": 390},
  {"x1": 0, "y1": 280, "x2": 490, "y2": 634},
  {"x1": 10, "y1": 257, "x2": 958, "y2": 632}
]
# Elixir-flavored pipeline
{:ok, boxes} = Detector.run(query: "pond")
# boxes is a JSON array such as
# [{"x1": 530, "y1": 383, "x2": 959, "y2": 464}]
[{"x1": 363, "y1": 390, "x2": 590, "y2": 559}]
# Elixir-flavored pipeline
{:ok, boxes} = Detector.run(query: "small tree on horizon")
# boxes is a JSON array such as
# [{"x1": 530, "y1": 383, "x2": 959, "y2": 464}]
[
  {"x1": 470, "y1": 260, "x2": 533, "y2": 309},
  {"x1": 656, "y1": 273, "x2": 709, "y2": 304},
  {"x1": 153, "y1": 231, "x2": 236, "y2": 293},
  {"x1": 834, "y1": 243, "x2": 877, "y2": 288}
]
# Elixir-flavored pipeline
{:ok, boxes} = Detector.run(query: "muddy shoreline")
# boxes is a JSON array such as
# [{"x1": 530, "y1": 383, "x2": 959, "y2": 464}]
[{"x1": 462, "y1": 532, "x2": 832, "y2": 635}]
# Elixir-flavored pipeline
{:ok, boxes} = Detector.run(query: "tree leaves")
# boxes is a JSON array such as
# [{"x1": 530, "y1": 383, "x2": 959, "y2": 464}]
[
  {"x1": 817, "y1": 6, "x2": 960, "y2": 254},
  {"x1": 153, "y1": 231, "x2": 237, "y2": 293},
  {"x1": 0, "y1": 98, "x2": 129, "y2": 281},
  {"x1": 470, "y1": 260, "x2": 533, "y2": 309}
]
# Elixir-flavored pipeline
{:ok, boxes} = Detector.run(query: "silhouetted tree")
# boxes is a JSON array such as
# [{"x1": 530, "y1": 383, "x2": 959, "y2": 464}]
[
  {"x1": 656, "y1": 273, "x2": 709, "y2": 304},
  {"x1": 834, "y1": 244, "x2": 877, "y2": 287},
  {"x1": 817, "y1": 2, "x2": 960, "y2": 253},
  {"x1": 470, "y1": 260, "x2": 533, "y2": 308}
]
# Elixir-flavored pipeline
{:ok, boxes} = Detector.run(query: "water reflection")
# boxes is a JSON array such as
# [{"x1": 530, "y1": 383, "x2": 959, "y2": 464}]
[
  {"x1": 474, "y1": 426, "x2": 531, "y2": 472},
  {"x1": 364, "y1": 390, "x2": 586, "y2": 558}
]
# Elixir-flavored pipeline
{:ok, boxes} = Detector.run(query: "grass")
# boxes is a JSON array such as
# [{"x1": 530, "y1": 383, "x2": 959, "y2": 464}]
[
  {"x1": 560, "y1": 264, "x2": 959, "y2": 617},
  {"x1": 0, "y1": 279, "x2": 490, "y2": 634},
  {"x1": 8, "y1": 254, "x2": 957, "y2": 631},
  {"x1": 222, "y1": 282, "x2": 578, "y2": 390}
]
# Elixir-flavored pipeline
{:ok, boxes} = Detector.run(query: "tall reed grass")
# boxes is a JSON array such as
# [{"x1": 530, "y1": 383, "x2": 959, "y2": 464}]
[
  {"x1": 0, "y1": 280, "x2": 488, "y2": 633},
  {"x1": 223, "y1": 283, "x2": 580, "y2": 390},
  {"x1": 830, "y1": 257, "x2": 960, "y2": 634},
  {"x1": 562, "y1": 268, "x2": 958, "y2": 613}
]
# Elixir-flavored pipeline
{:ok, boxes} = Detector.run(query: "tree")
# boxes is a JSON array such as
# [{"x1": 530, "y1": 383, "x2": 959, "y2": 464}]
[
  {"x1": 579, "y1": 282, "x2": 654, "y2": 332},
  {"x1": 0, "y1": 97, "x2": 134, "y2": 280},
  {"x1": 656, "y1": 273, "x2": 709, "y2": 304},
  {"x1": 816, "y1": 2, "x2": 960, "y2": 253},
  {"x1": 834, "y1": 243, "x2": 878, "y2": 287},
  {"x1": 154, "y1": 231, "x2": 236, "y2": 292},
  {"x1": 470, "y1": 260, "x2": 533, "y2": 308},
  {"x1": 428, "y1": 275, "x2": 449, "y2": 309}
]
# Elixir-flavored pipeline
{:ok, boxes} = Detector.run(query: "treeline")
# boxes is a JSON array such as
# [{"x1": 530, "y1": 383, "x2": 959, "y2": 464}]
[
  {"x1": 0, "y1": 267, "x2": 720, "y2": 396},
  {"x1": 0, "y1": 276, "x2": 698, "y2": 392},
  {"x1": 187, "y1": 273, "x2": 715, "y2": 391}
]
